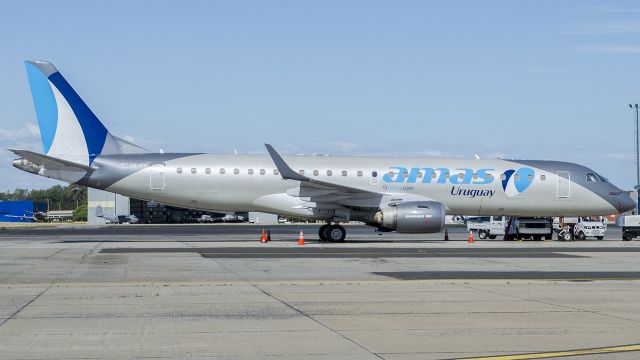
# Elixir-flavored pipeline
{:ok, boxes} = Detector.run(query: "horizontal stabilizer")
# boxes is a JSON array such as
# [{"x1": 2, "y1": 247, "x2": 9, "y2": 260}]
[{"x1": 9, "y1": 149, "x2": 96, "y2": 172}]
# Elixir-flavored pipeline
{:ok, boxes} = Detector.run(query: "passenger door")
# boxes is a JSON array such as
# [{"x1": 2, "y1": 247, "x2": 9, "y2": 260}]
[
  {"x1": 556, "y1": 171, "x2": 570, "y2": 198},
  {"x1": 149, "y1": 163, "x2": 166, "y2": 191}
]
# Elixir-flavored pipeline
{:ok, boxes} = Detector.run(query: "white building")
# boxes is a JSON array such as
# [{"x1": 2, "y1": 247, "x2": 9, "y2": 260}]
[{"x1": 87, "y1": 188, "x2": 130, "y2": 225}]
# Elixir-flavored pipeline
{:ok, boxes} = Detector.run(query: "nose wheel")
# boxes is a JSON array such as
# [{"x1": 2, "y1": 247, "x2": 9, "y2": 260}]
[{"x1": 318, "y1": 224, "x2": 346, "y2": 242}]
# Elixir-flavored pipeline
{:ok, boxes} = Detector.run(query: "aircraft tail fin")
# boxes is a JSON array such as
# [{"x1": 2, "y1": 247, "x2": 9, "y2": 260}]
[{"x1": 24, "y1": 60, "x2": 147, "y2": 166}]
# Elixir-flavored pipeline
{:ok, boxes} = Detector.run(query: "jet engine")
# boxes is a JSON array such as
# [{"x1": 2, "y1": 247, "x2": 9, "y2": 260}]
[
  {"x1": 373, "y1": 201, "x2": 445, "y2": 233},
  {"x1": 12, "y1": 158, "x2": 41, "y2": 175}
]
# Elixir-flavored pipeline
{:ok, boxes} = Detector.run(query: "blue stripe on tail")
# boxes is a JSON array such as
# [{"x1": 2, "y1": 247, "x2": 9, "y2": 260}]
[{"x1": 25, "y1": 62, "x2": 58, "y2": 153}]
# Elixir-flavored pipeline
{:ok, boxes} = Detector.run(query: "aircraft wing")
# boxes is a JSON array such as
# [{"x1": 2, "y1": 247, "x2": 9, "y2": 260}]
[{"x1": 266, "y1": 144, "x2": 413, "y2": 208}]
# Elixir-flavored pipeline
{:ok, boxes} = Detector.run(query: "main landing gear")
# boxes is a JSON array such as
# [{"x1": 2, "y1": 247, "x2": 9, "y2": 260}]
[{"x1": 318, "y1": 223, "x2": 347, "y2": 242}]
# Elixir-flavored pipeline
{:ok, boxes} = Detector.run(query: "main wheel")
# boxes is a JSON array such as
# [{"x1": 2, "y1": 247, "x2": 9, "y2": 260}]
[
  {"x1": 478, "y1": 230, "x2": 488, "y2": 240},
  {"x1": 577, "y1": 231, "x2": 586, "y2": 240},
  {"x1": 596, "y1": 236, "x2": 604, "y2": 240},
  {"x1": 488, "y1": 235, "x2": 497, "y2": 239},
  {"x1": 623, "y1": 232, "x2": 632, "y2": 241},
  {"x1": 562, "y1": 231, "x2": 573, "y2": 241},
  {"x1": 324, "y1": 224, "x2": 346, "y2": 242},
  {"x1": 318, "y1": 224, "x2": 330, "y2": 241}
]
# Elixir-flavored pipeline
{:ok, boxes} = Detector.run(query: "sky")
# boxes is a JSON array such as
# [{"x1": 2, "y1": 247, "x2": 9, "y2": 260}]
[{"x1": 1, "y1": 0, "x2": 639, "y2": 190}]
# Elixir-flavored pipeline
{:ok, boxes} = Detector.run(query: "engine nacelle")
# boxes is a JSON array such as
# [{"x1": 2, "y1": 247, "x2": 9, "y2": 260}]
[
  {"x1": 12, "y1": 158, "x2": 41, "y2": 175},
  {"x1": 373, "y1": 201, "x2": 445, "y2": 233}
]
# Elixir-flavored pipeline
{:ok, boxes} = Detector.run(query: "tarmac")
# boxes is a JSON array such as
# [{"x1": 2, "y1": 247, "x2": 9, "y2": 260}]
[{"x1": 1, "y1": 224, "x2": 640, "y2": 359}]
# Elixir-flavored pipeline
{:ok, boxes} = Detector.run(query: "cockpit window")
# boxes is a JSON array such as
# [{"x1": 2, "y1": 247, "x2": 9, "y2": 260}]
[{"x1": 586, "y1": 173, "x2": 599, "y2": 182}]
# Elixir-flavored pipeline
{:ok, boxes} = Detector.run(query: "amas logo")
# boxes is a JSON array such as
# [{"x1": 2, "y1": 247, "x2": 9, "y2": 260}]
[{"x1": 502, "y1": 168, "x2": 535, "y2": 197}]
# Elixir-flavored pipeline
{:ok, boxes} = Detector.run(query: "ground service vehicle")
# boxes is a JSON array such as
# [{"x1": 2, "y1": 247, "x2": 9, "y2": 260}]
[
  {"x1": 556, "y1": 216, "x2": 606, "y2": 240},
  {"x1": 466, "y1": 216, "x2": 552, "y2": 240},
  {"x1": 511, "y1": 217, "x2": 553, "y2": 240},
  {"x1": 466, "y1": 216, "x2": 505, "y2": 239},
  {"x1": 617, "y1": 215, "x2": 640, "y2": 241}
]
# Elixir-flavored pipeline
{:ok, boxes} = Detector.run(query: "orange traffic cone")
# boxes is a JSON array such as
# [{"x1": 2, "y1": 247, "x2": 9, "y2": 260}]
[
  {"x1": 298, "y1": 230, "x2": 305, "y2": 246},
  {"x1": 444, "y1": 228, "x2": 449, "y2": 241},
  {"x1": 266, "y1": 230, "x2": 271, "y2": 242},
  {"x1": 468, "y1": 230, "x2": 475, "y2": 243},
  {"x1": 260, "y1": 229, "x2": 267, "y2": 243}
]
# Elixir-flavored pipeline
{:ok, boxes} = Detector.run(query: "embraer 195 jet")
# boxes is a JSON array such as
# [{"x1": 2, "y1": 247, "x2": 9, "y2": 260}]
[{"x1": 11, "y1": 61, "x2": 635, "y2": 241}]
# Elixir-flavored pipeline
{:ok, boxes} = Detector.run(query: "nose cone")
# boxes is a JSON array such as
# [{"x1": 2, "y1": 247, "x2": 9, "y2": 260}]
[{"x1": 616, "y1": 191, "x2": 637, "y2": 213}]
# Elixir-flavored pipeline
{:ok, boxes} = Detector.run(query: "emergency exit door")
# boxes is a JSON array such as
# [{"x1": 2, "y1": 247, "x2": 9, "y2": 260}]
[
  {"x1": 556, "y1": 171, "x2": 570, "y2": 198},
  {"x1": 149, "y1": 163, "x2": 165, "y2": 190}
]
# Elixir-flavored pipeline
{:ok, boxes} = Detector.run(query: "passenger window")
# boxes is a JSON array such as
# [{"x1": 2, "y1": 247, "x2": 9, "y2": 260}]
[
  {"x1": 191, "y1": 168, "x2": 197, "y2": 174},
  {"x1": 444, "y1": 172, "x2": 450, "y2": 179},
  {"x1": 248, "y1": 169, "x2": 254, "y2": 175},
  {"x1": 417, "y1": 171, "x2": 423, "y2": 178},
  {"x1": 313, "y1": 170, "x2": 319, "y2": 176},
  {"x1": 372, "y1": 171, "x2": 378, "y2": 177},
  {"x1": 457, "y1": 173, "x2": 464, "y2": 180},
  {"x1": 205, "y1": 168, "x2": 211, "y2": 174},
  {"x1": 500, "y1": 174, "x2": 506, "y2": 180},
  {"x1": 513, "y1": 174, "x2": 519, "y2": 180},
  {"x1": 327, "y1": 170, "x2": 332, "y2": 176},
  {"x1": 299, "y1": 170, "x2": 305, "y2": 176},
  {"x1": 472, "y1": 173, "x2": 478, "y2": 180},
  {"x1": 540, "y1": 174, "x2": 546, "y2": 181},
  {"x1": 274, "y1": 169, "x2": 280, "y2": 175},
  {"x1": 219, "y1": 168, "x2": 225, "y2": 174},
  {"x1": 486, "y1": 174, "x2": 494, "y2": 180},
  {"x1": 234, "y1": 168, "x2": 239, "y2": 175},
  {"x1": 431, "y1": 173, "x2": 437, "y2": 179},
  {"x1": 586, "y1": 173, "x2": 599, "y2": 182},
  {"x1": 527, "y1": 174, "x2": 533, "y2": 180},
  {"x1": 357, "y1": 171, "x2": 363, "y2": 177},
  {"x1": 176, "y1": 167, "x2": 183, "y2": 174},
  {"x1": 260, "y1": 169, "x2": 266, "y2": 175},
  {"x1": 341, "y1": 170, "x2": 347, "y2": 177},
  {"x1": 403, "y1": 172, "x2": 409, "y2": 179}
]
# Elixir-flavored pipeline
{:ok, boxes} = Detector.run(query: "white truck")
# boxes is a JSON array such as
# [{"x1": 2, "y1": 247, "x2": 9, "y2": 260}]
[
  {"x1": 556, "y1": 216, "x2": 606, "y2": 241},
  {"x1": 617, "y1": 215, "x2": 640, "y2": 241},
  {"x1": 466, "y1": 216, "x2": 505, "y2": 239},
  {"x1": 466, "y1": 216, "x2": 553, "y2": 240}
]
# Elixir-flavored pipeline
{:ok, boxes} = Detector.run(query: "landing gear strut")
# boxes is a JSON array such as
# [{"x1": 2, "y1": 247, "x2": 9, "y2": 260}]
[{"x1": 318, "y1": 223, "x2": 346, "y2": 242}]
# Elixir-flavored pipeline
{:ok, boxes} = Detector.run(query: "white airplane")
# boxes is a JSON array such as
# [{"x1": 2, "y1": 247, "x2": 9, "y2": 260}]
[
  {"x1": 11, "y1": 61, "x2": 635, "y2": 241},
  {"x1": 94, "y1": 205, "x2": 138, "y2": 224}
]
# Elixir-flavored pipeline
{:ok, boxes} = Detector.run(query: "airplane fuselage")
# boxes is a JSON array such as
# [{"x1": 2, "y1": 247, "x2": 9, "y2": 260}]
[{"x1": 70, "y1": 153, "x2": 628, "y2": 219}]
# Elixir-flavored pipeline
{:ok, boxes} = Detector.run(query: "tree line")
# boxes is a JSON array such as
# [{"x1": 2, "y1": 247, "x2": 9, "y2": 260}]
[{"x1": 0, "y1": 185, "x2": 87, "y2": 211}]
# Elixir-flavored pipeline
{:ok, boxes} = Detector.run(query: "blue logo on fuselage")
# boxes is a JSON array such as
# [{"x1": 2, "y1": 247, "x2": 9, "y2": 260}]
[
  {"x1": 382, "y1": 166, "x2": 535, "y2": 198},
  {"x1": 382, "y1": 167, "x2": 494, "y2": 185}
]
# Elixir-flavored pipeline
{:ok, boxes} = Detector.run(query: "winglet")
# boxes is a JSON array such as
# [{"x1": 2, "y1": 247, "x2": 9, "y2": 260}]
[{"x1": 264, "y1": 144, "x2": 309, "y2": 181}]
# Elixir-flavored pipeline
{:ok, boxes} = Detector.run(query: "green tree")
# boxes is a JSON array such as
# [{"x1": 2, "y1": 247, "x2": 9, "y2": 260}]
[
  {"x1": 73, "y1": 204, "x2": 88, "y2": 221},
  {"x1": 1, "y1": 185, "x2": 88, "y2": 211}
]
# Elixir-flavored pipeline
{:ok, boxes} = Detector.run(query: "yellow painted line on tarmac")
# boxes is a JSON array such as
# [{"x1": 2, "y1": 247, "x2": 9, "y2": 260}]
[{"x1": 459, "y1": 343, "x2": 640, "y2": 360}]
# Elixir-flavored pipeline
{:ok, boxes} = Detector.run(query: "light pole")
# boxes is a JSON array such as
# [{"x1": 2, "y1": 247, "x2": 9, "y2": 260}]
[{"x1": 630, "y1": 103, "x2": 640, "y2": 213}]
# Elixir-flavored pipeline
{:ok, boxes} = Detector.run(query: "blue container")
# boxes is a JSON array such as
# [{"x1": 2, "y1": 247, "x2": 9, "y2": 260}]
[{"x1": 0, "y1": 201, "x2": 38, "y2": 222}]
